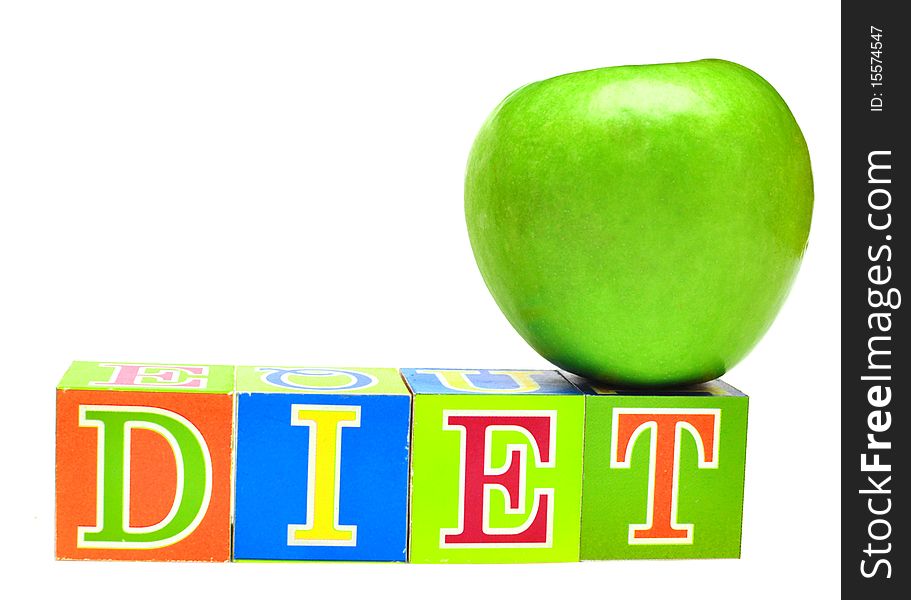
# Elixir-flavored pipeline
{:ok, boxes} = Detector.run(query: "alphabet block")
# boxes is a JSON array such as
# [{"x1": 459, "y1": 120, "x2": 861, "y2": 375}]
[
  {"x1": 567, "y1": 377, "x2": 748, "y2": 560},
  {"x1": 55, "y1": 361, "x2": 234, "y2": 561},
  {"x1": 401, "y1": 368, "x2": 585, "y2": 563},
  {"x1": 232, "y1": 367, "x2": 411, "y2": 562}
]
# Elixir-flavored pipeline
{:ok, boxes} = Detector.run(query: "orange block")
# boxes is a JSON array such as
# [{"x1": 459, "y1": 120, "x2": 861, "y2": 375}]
[{"x1": 56, "y1": 362, "x2": 233, "y2": 561}]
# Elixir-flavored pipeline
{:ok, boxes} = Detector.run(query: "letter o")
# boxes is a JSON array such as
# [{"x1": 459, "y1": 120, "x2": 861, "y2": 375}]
[
  {"x1": 868, "y1": 518, "x2": 891, "y2": 541},
  {"x1": 868, "y1": 189, "x2": 892, "y2": 210}
]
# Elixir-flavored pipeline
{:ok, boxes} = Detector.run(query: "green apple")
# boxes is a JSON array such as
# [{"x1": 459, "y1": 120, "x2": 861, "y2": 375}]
[{"x1": 465, "y1": 59, "x2": 813, "y2": 386}]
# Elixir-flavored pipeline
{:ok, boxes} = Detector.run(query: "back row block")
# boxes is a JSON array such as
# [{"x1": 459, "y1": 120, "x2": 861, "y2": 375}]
[{"x1": 56, "y1": 362, "x2": 747, "y2": 563}]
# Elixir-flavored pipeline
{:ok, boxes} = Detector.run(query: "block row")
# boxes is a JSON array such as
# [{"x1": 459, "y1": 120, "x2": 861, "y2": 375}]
[{"x1": 56, "y1": 361, "x2": 748, "y2": 563}]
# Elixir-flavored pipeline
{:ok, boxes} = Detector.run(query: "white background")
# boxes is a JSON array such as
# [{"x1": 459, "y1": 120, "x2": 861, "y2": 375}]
[{"x1": 0, "y1": 1, "x2": 839, "y2": 598}]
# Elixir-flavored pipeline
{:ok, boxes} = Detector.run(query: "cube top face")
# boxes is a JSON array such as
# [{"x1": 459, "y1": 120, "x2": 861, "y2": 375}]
[
  {"x1": 236, "y1": 366, "x2": 409, "y2": 396},
  {"x1": 408, "y1": 369, "x2": 585, "y2": 563},
  {"x1": 233, "y1": 372, "x2": 411, "y2": 562},
  {"x1": 58, "y1": 361, "x2": 234, "y2": 394},
  {"x1": 401, "y1": 368, "x2": 578, "y2": 395},
  {"x1": 55, "y1": 384, "x2": 233, "y2": 561},
  {"x1": 566, "y1": 374, "x2": 745, "y2": 398},
  {"x1": 579, "y1": 385, "x2": 748, "y2": 560}
]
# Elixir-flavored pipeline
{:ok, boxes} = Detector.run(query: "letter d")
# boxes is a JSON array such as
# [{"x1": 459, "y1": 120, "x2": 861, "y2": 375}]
[{"x1": 77, "y1": 406, "x2": 212, "y2": 550}]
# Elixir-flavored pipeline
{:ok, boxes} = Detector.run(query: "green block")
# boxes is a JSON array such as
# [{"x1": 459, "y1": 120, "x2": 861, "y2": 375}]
[
  {"x1": 401, "y1": 369, "x2": 585, "y2": 563},
  {"x1": 570, "y1": 376, "x2": 748, "y2": 559}
]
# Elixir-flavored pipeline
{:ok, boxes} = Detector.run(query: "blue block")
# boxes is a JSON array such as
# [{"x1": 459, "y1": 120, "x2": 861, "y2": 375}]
[{"x1": 233, "y1": 367, "x2": 411, "y2": 561}]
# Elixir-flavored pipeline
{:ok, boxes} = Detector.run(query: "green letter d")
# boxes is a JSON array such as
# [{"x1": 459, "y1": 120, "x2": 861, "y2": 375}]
[{"x1": 77, "y1": 406, "x2": 212, "y2": 550}]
